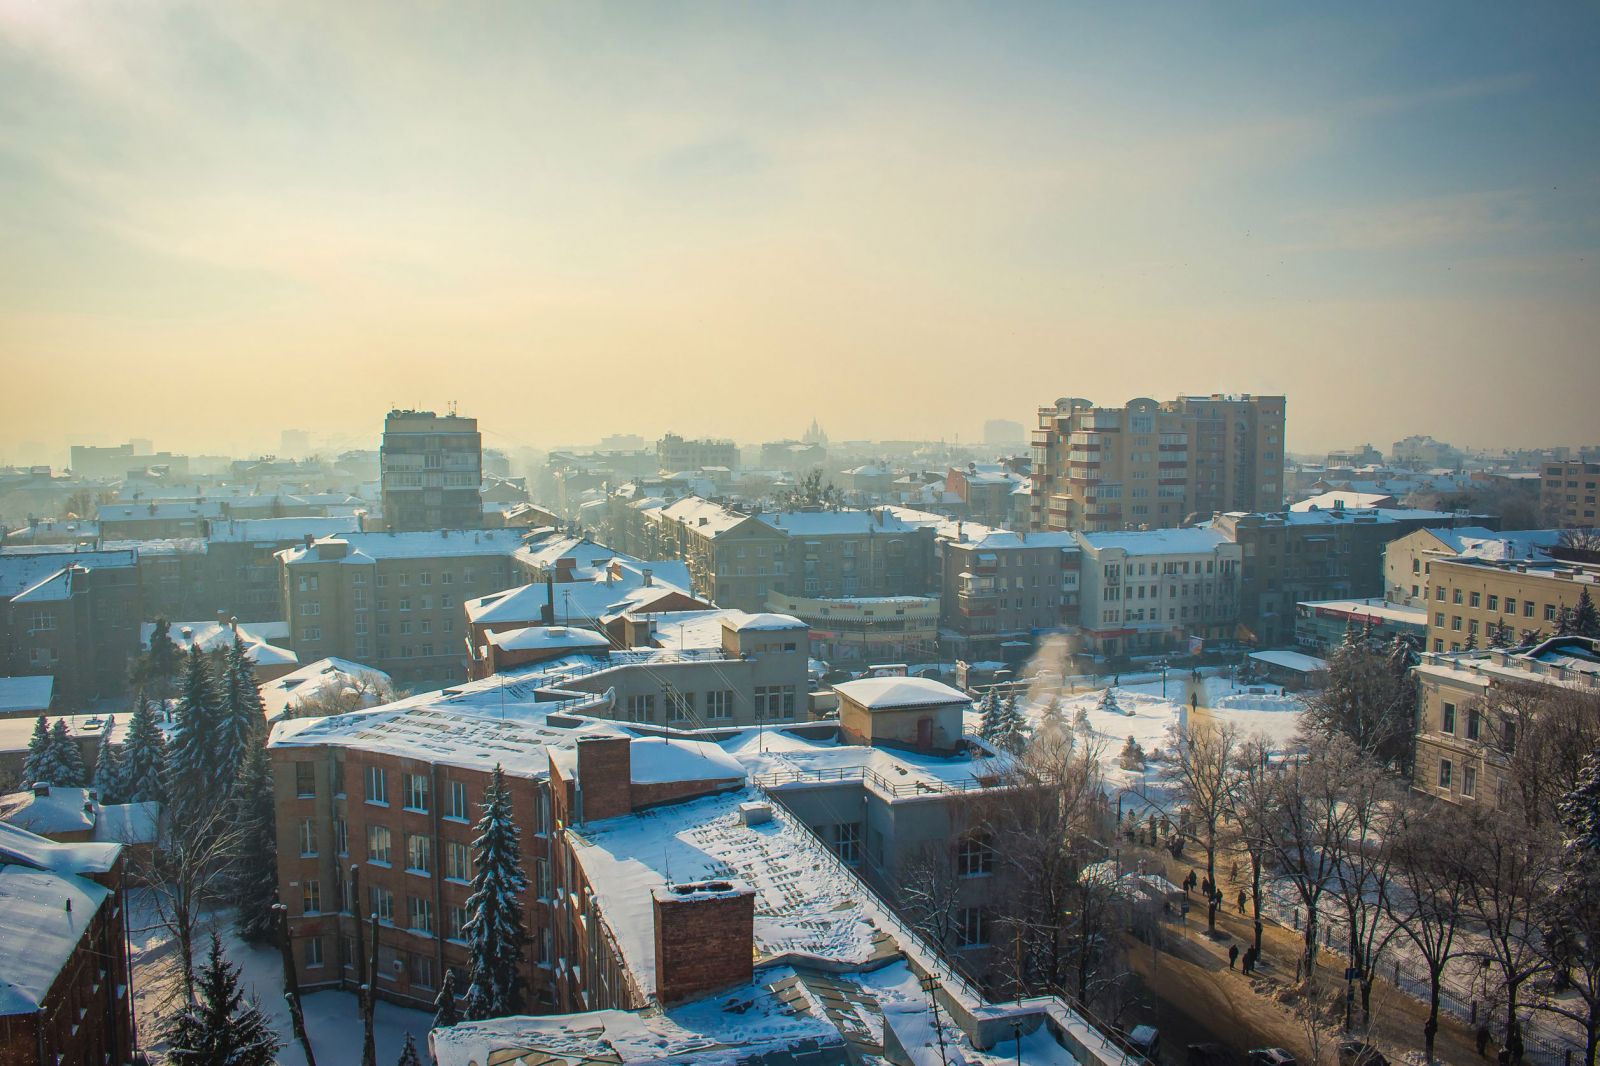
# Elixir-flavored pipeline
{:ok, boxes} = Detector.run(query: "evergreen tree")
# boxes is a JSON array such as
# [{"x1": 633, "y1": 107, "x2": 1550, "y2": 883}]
[
  {"x1": 989, "y1": 692, "x2": 1027, "y2": 754},
  {"x1": 1557, "y1": 605, "x2": 1580, "y2": 637},
  {"x1": 462, "y1": 764, "x2": 530, "y2": 1020},
  {"x1": 45, "y1": 718, "x2": 87, "y2": 787},
  {"x1": 232, "y1": 740, "x2": 280, "y2": 944},
  {"x1": 396, "y1": 1032, "x2": 424, "y2": 1066},
  {"x1": 1119, "y1": 735, "x2": 1146, "y2": 771},
  {"x1": 18, "y1": 715, "x2": 50, "y2": 787},
  {"x1": 1574, "y1": 588, "x2": 1600, "y2": 640},
  {"x1": 162, "y1": 933, "x2": 281, "y2": 1066},
  {"x1": 92, "y1": 715, "x2": 127, "y2": 804},
  {"x1": 1463, "y1": 629, "x2": 1479, "y2": 652},
  {"x1": 1099, "y1": 685, "x2": 1123, "y2": 716},
  {"x1": 433, "y1": 968, "x2": 460, "y2": 1029},
  {"x1": 1073, "y1": 705, "x2": 1091, "y2": 733},
  {"x1": 977, "y1": 688, "x2": 1003, "y2": 741},
  {"x1": 136, "y1": 617, "x2": 183, "y2": 701},
  {"x1": 215, "y1": 636, "x2": 265, "y2": 792},
  {"x1": 167, "y1": 645, "x2": 223, "y2": 826},
  {"x1": 121, "y1": 691, "x2": 168, "y2": 804},
  {"x1": 1488, "y1": 618, "x2": 1515, "y2": 649}
]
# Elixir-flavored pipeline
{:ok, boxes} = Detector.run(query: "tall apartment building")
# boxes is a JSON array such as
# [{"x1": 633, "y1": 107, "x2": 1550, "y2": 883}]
[
  {"x1": 1028, "y1": 394, "x2": 1285, "y2": 532},
  {"x1": 1074, "y1": 527, "x2": 1242, "y2": 657},
  {"x1": 380, "y1": 410, "x2": 484, "y2": 532},
  {"x1": 656, "y1": 433, "x2": 738, "y2": 474},
  {"x1": 1541, "y1": 459, "x2": 1600, "y2": 528},
  {"x1": 0, "y1": 550, "x2": 141, "y2": 704},
  {"x1": 1419, "y1": 557, "x2": 1599, "y2": 654},
  {"x1": 277, "y1": 530, "x2": 524, "y2": 688},
  {"x1": 1413, "y1": 636, "x2": 1600, "y2": 809}
]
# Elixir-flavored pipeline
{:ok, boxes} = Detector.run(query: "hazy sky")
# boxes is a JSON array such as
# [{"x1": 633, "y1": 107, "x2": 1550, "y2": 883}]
[{"x1": 2, "y1": 2, "x2": 1597, "y2": 461}]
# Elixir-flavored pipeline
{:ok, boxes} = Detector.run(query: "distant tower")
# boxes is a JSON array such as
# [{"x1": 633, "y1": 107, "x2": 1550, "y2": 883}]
[
  {"x1": 380, "y1": 409, "x2": 483, "y2": 531},
  {"x1": 803, "y1": 418, "x2": 828, "y2": 447}
]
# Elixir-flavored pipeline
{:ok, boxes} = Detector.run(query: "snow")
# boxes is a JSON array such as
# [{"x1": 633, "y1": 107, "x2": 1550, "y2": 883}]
[
  {"x1": 260, "y1": 657, "x2": 393, "y2": 720},
  {"x1": 1248, "y1": 648, "x2": 1329, "y2": 673},
  {"x1": 1078, "y1": 526, "x2": 1227, "y2": 556},
  {"x1": 722, "y1": 611, "x2": 807, "y2": 632},
  {"x1": 0, "y1": 675, "x2": 53, "y2": 714},
  {"x1": 0, "y1": 711, "x2": 127, "y2": 757},
  {"x1": 486, "y1": 625, "x2": 612, "y2": 652},
  {"x1": 278, "y1": 528, "x2": 525, "y2": 564},
  {"x1": 727, "y1": 726, "x2": 1005, "y2": 793},
  {"x1": 0, "y1": 864, "x2": 110, "y2": 1015},
  {"x1": 0, "y1": 549, "x2": 135, "y2": 599},
  {"x1": 0, "y1": 785, "x2": 96, "y2": 835},
  {"x1": 627, "y1": 737, "x2": 746, "y2": 785},
  {"x1": 0, "y1": 820, "x2": 120, "y2": 874},
  {"x1": 1296, "y1": 598, "x2": 1426, "y2": 627},
  {"x1": 833, "y1": 675, "x2": 971, "y2": 710},
  {"x1": 758, "y1": 509, "x2": 924, "y2": 536},
  {"x1": 94, "y1": 801, "x2": 159, "y2": 845},
  {"x1": 468, "y1": 571, "x2": 695, "y2": 628},
  {"x1": 143, "y1": 619, "x2": 298, "y2": 667},
  {"x1": 205, "y1": 516, "x2": 362, "y2": 543}
]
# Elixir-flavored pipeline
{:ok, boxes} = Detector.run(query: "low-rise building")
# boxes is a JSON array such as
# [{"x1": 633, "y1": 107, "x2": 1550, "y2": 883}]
[
  {"x1": 1074, "y1": 526, "x2": 1243, "y2": 657},
  {"x1": 1421, "y1": 557, "x2": 1600, "y2": 654},
  {"x1": 1383, "y1": 526, "x2": 1563, "y2": 608},
  {"x1": 1294, "y1": 598, "x2": 1427, "y2": 654},
  {"x1": 0, "y1": 550, "x2": 141, "y2": 705}
]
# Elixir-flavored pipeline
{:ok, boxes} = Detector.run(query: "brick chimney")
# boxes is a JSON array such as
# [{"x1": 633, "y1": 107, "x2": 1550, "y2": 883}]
[
  {"x1": 574, "y1": 735, "x2": 632, "y2": 823},
  {"x1": 652, "y1": 880, "x2": 756, "y2": 1005}
]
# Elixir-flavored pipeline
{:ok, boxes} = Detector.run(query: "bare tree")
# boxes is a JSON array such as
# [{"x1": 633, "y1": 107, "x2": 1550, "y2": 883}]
[
  {"x1": 1228, "y1": 736, "x2": 1277, "y2": 956},
  {"x1": 1385, "y1": 796, "x2": 1474, "y2": 1064},
  {"x1": 1166, "y1": 720, "x2": 1242, "y2": 930},
  {"x1": 1322, "y1": 755, "x2": 1404, "y2": 1027},
  {"x1": 1503, "y1": 682, "x2": 1600, "y2": 829},
  {"x1": 899, "y1": 841, "x2": 964, "y2": 951},
  {"x1": 140, "y1": 802, "x2": 248, "y2": 1001}
]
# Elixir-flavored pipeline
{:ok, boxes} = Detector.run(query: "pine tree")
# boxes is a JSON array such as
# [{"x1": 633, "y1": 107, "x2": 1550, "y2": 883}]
[
  {"x1": 92, "y1": 715, "x2": 126, "y2": 804},
  {"x1": 396, "y1": 1032, "x2": 424, "y2": 1066},
  {"x1": 121, "y1": 691, "x2": 168, "y2": 804},
  {"x1": 1099, "y1": 685, "x2": 1123, "y2": 716},
  {"x1": 167, "y1": 645, "x2": 223, "y2": 826},
  {"x1": 232, "y1": 740, "x2": 280, "y2": 944},
  {"x1": 1488, "y1": 618, "x2": 1515, "y2": 649},
  {"x1": 433, "y1": 968, "x2": 460, "y2": 1029},
  {"x1": 137, "y1": 617, "x2": 183, "y2": 701},
  {"x1": 463, "y1": 764, "x2": 529, "y2": 1020},
  {"x1": 162, "y1": 933, "x2": 281, "y2": 1066},
  {"x1": 19, "y1": 715, "x2": 51, "y2": 787},
  {"x1": 1463, "y1": 629, "x2": 1479, "y2": 652},
  {"x1": 215, "y1": 636, "x2": 265, "y2": 793},
  {"x1": 1574, "y1": 588, "x2": 1600, "y2": 640},
  {"x1": 1073, "y1": 705, "x2": 1091, "y2": 733},
  {"x1": 45, "y1": 718, "x2": 87, "y2": 788},
  {"x1": 1119, "y1": 735, "x2": 1146, "y2": 770},
  {"x1": 976, "y1": 688, "x2": 1002, "y2": 741},
  {"x1": 1557, "y1": 605, "x2": 1580, "y2": 637},
  {"x1": 989, "y1": 692, "x2": 1027, "y2": 754}
]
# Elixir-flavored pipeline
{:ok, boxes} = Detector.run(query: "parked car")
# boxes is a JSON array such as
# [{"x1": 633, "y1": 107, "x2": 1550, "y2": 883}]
[
  {"x1": 1188, "y1": 1044, "x2": 1235, "y2": 1066},
  {"x1": 1337, "y1": 1041, "x2": 1389, "y2": 1066},
  {"x1": 1248, "y1": 1050, "x2": 1297, "y2": 1066},
  {"x1": 1124, "y1": 1025, "x2": 1160, "y2": 1059}
]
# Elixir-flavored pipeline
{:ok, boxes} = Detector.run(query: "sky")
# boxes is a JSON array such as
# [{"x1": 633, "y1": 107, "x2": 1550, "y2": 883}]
[{"x1": 1, "y1": 1, "x2": 1597, "y2": 462}]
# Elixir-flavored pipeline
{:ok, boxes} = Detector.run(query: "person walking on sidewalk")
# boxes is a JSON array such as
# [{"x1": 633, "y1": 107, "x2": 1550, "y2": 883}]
[{"x1": 1228, "y1": 945, "x2": 1239, "y2": 970}]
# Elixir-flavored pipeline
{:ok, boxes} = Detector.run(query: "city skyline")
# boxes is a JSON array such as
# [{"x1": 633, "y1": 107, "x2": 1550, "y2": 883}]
[{"x1": 3, "y1": 2, "x2": 1598, "y2": 456}]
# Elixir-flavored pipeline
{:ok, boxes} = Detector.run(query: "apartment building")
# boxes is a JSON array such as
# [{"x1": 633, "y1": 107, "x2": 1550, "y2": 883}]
[
  {"x1": 1541, "y1": 460, "x2": 1600, "y2": 528},
  {"x1": 380, "y1": 409, "x2": 484, "y2": 532},
  {"x1": 1383, "y1": 526, "x2": 1562, "y2": 608},
  {"x1": 639, "y1": 497, "x2": 787, "y2": 611},
  {"x1": 1212, "y1": 508, "x2": 1467, "y2": 646},
  {"x1": 656, "y1": 433, "x2": 739, "y2": 473},
  {"x1": 941, "y1": 528, "x2": 1080, "y2": 659},
  {"x1": 1029, "y1": 394, "x2": 1285, "y2": 532},
  {"x1": 1074, "y1": 527, "x2": 1242, "y2": 657},
  {"x1": 0, "y1": 550, "x2": 141, "y2": 704},
  {"x1": 1421, "y1": 557, "x2": 1599, "y2": 654},
  {"x1": 277, "y1": 530, "x2": 524, "y2": 688},
  {"x1": 757, "y1": 509, "x2": 937, "y2": 602},
  {"x1": 1413, "y1": 636, "x2": 1600, "y2": 809}
]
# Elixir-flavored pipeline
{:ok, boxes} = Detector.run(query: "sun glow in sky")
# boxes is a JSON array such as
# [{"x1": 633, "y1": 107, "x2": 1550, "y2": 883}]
[{"x1": 1, "y1": 1, "x2": 1597, "y2": 459}]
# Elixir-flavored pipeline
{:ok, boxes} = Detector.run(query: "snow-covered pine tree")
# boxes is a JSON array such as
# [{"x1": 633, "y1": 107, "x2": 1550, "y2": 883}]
[
  {"x1": 215, "y1": 635, "x2": 266, "y2": 794},
  {"x1": 137, "y1": 617, "x2": 183, "y2": 702},
  {"x1": 166, "y1": 645, "x2": 223, "y2": 826},
  {"x1": 19, "y1": 715, "x2": 50, "y2": 787},
  {"x1": 1119, "y1": 735, "x2": 1146, "y2": 770},
  {"x1": 991, "y1": 692, "x2": 1027, "y2": 754},
  {"x1": 45, "y1": 718, "x2": 87, "y2": 788},
  {"x1": 396, "y1": 1032, "x2": 424, "y2": 1066},
  {"x1": 1488, "y1": 618, "x2": 1514, "y2": 649},
  {"x1": 162, "y1": 933, "x2": 281, "y2": 1066},
  {"x1": 1463, "y1": 629, "x2": 1479, "y2": 652},
  {"x1": 1099, "y1": 685, "x2": 1121, "y2": 716},
  {"x1": 976, "y1": 688, "x2": 1002, "y2": 741},
  {"x1": 433, "y1": 968, "x2": 460, "y2": 1029},
  {"x1": 121, "y1": 691, "x2": 168, "y2": 804},
  {"x1": 232, "y1": 740, "x2": 280, "y2": 944},
  {"x1": 1557, "y1": 605, "x2": 1579, "y2": 637},
  {"x1": 1073, "y1": 704, "x2": 1091, "y2": 732},
  {"x1": 462, "y1": 764, "x2": 530, "y2": 1020},
  {"x1": 1574, "y1": 587, "x2": 1600, "y2": 640},
  {"x1": 92, "y1": 715, "x2": 126, "y2": 804}
]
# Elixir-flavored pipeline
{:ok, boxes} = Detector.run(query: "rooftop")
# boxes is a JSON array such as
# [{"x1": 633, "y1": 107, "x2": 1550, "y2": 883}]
[
  {"x1": 833, "y1": 675, "x2": 971, "y2": 710},
  {"x1": 259, "y1": 657, "x2": 392, "y2": 720},
  {"x1": 0, "y1": 676, "x2": 53, "y2": 715},
  {"x1": 278, "y1": 528, "x2": 526, "y2": 564},
  {"x1": 1078, "y1": 526, "x2": 1228, "y2": 556}
]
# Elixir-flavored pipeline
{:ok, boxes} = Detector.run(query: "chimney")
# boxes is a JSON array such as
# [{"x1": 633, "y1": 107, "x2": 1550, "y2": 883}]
[
  {"x1": 652, "y1": 881, "x2": 756, "y2": 1005},
  {"x1": 574, "y1": 735, "x2": 632, "y2": 823},
  {"x1": 642, "y1": 568, "x2": 653, "y2": 587},
  {"x1": 303, "y1": 533, "x2": 314, "y2": 549},
  {"x1": 542, "y1": 575, "x2": 555, "y2": 626},
  {"x1": 32, "y1": 782, "x2": 50, "y2": 798}
]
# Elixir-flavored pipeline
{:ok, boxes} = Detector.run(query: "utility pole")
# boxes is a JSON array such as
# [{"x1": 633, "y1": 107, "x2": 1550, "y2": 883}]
[
  {"x1": 361, "y1": 910, "x2": 380, "y2": 1066},
  {"x1": 273, "y1": 902, "x2": 318, "y2": 1066}
]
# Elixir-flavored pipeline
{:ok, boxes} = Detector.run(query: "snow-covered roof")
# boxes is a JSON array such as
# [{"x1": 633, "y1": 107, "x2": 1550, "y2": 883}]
[
  {"x1": 486, "y1": 626, "x2": 613, "y2": 653},
  {"x1": 0, "y1": 864, "x2": 112, "y2": 1016},
  {"x1": 1453, "y1": 528, "x2": 1564, "y2": 562},
  {"x1": 0, "y1": 712, "x2": 127, "y2": 756},
  {"x1": 627, "y1": 737, "x2": 745, "y2": 785},
  {"x1": 1249, "y1": 649, "x2": 1330, "y2": 673},
  {"x1": 142, "y1": 620, "x2": 299, "y2": 667},
  {"x1": 757, "y1": 509, "x2": 921, "y2": 537},
  {"x1": 1296, "y1": 598, "x2": 1427, "y2": 627},
  {"x1": 204, "y1": 516, "x2": 362, "y2": 543},
  {"x1": 721, "y1": 611, "x2": 805, "y2": 632},
  {"x1": 466, "y1": 566, "x2": 695, "y2": 628},
  {"x1": 278, "y1": 529, "x2": 525, "y2": 564},
  {"x1": 832, "y1": 675, "x2": 971, "y2": 710},
  {"x1": 0, "y1": 819, "x2": 120, "y2": 875},
  {"x1": 656, "y1": 496, "x2": 751, "y2": 536},
  {"x1": 97, "y1": 500, "x2": 226, "y2": 522},
  {"x1": 1290, "y1": 490, "x2": 1397, "y2": 512},
  {"x1": 0, "y1": 786, "x2": 97, "y2": 836},
  {"x1": 9, "y1": 567, "x2": 75, "y2": 603},
  {"x1": 1077, "y1": 526, "x2": 1228, "y2": 556},
  {"x1": 0, "y1": 676, "x2": 53, "y2": 715},
  {"x1": 93, "y1": 801, "x2": 159, "y2": 846},
  {"x1": 0, "y1": 550, "x2": 136, "y2": 599},
  {"x1": 259, "y1": 657, "x2": 392, "y2": 720}
]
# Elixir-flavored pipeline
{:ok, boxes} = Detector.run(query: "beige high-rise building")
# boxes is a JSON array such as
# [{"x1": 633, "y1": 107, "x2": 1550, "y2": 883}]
[{"x1": 1028, "y1": 394, "x2": 1285, "y2": 532}]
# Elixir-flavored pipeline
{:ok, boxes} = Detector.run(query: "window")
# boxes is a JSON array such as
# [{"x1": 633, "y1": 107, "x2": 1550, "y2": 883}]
[
  {"x1": 445, "y1": 840, "x2": 472, "y2": 882},
  {"x1": 446, "y1": 780, "x2": 469, "y2": 820},
  {"x1": 367, "y1": 825, "x2": 392, "y2": 866},
  {"x1": 299, "y1": 818, "x2": 318, "y2": 856},
  {"x1": 1453, "y1": 589, "x2": 1463, "y2": 605},
  {"x1": 407, "y1": 896, "x2": 435, "y2": 935},
  {"x1": 448, "y1": 904, "x2": 469, "y2": 942},
  {"x1": 1503, "y1": 718, "x2": 1518, "y2": 754},
  {"x1": 303, "y1": 625, "x2": 322, "y2": 641},
  {"x1": 957, "y1": 907, "x2": 989, "y2": 948},
  {"x1": 1469, "y1": 592, "x2": 1481, "y2": 608},
  {"x1": 1438, "y1": 759, "x2": 1453, "y2": 790},
  {"x1": 627, "y1": 694, "x2": 656, "y2": 722},
  {"x1": 665, "y1": 689, "x2": 695, "y2": 722},
  {"x1": 301, "y1": 601, "x2": 322, "y2": 616},
  {"x1": 1441, "y1": 703, "x2": 1456, "y2": 734},
  {"x1": 958, "y1": 834, "x2": 994, "y2": 877},
  {"x1": 756, "y1": 685, "x2": 797, "y2": 719},
  {"x1": 1463, "y1": 766, "x2": 1477, "y2": 798},
  {"x1": 1524, "y1": 601, "x2": 1535, "y2": 618},
  {"x1": 1436, "y1": 587, "x2": 1445, "y2": 600},
  {"x1": 302, "y1": 879, "x2": 321, "y2": 914},
  {"x1": 370, "y1": 886, "x2": 394, "y2": 924},
  {"x1": 1466, "y1": 709, "x2": 1480, "y2": 741},
  {"x1": 365, "y1": 766, "x2": 388, "y2": 805},
  {"x1": 404, "y1": 773, "x2": 430, "y2": 812},
  {"x1": 1546, "y1": 604, "x2": 1558, "y2": 622},
  {"x1": 1487, "y1": 595, "x2": 1498, "y2": 612},
  {"x1": 1506, "y1": 598, "x2": 1517, "y2": 615},
  {"x1": 705, "y1": 689, "x2": 734, "y2": 720},
  {"x1": 1452, "y1": 616, "x2": 1462, "y2": 631},
  {"x1": 406, "y1": 834, "x2": 432, "y2": 875},
  {"x1": 832, "y1": 822, "x2": 862, "y2": 864},
  {"x1": 334, "y1": 817, "x2": 348, "y2": 856},
  {"x1": 409, "y1": 953, "x2": 436, "y2": 989},
  {"x1": 535, "y1": 857, "x2": 552, "y2": 899},
  {"x1": 305, "y1": 936, "x2": 324, "y2": 968},
  {"x1": 399, "y1": 597, "x2": 411, "y2": 612},
  {"x1": 295, "y1": 762, "x2": 316, "y2": 797}
]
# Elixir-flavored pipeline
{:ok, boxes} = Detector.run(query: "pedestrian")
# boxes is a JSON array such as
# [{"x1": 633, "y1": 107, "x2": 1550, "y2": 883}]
[
  {"x1": 1231, "y1": 861, "x2": 1238, "y2": 881},
  {"x1": 1229, "y1": 945, "x2": 1239, "y2": 970},
  {"x1": 1242, "y1": 947, "x2": 1256, "y2": 974},
  {"x1": 1475, "y1": 1023, "x2": 1491, "y2": 1057},
  {"x1": 1202, "y1": 876, "x2": 1212, "y2": 897},
  {"x1": 1238, "y1": 889, "x2": 1248, "y2": 914}
]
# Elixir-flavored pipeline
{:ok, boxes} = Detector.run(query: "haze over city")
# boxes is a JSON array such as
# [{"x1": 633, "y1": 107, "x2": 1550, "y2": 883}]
[{"x1": 3, "y1": 1, "x2": 1599, "y2": 460}]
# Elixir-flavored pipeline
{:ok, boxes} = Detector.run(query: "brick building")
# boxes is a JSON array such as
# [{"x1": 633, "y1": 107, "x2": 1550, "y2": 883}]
[{"x1": 0, "y1": 550, "x2": 141, "y2": 705}]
